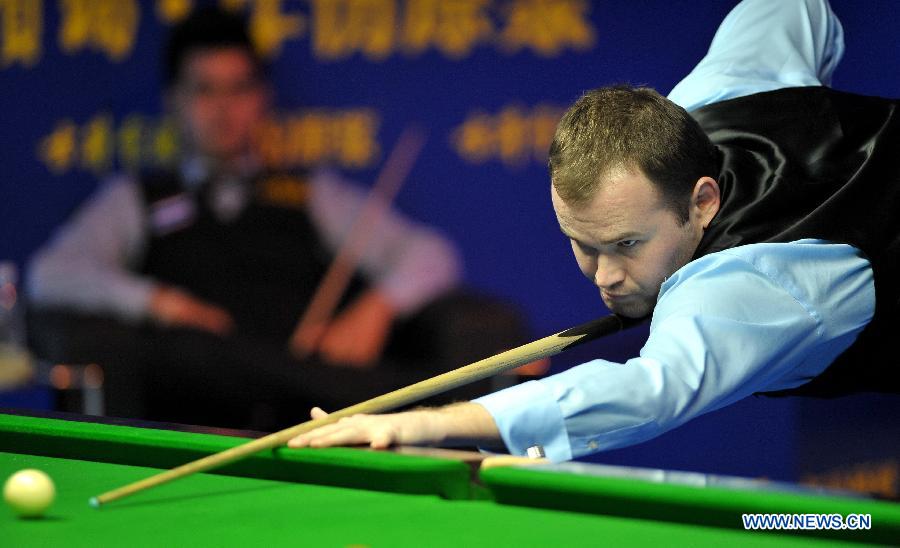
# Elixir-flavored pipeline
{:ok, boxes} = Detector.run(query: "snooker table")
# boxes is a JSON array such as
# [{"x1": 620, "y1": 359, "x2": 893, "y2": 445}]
[{"x1": 1, "y1": 410, "x2": 898, "y2": 547}]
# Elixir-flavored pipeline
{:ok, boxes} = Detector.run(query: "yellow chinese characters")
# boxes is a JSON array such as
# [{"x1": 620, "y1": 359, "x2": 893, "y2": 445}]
[
  {"x1": 224, "y1": 0, "x2": 305, "y2": 58},
  {"x1": 258, "y1": 174, "x2": 312, "y2": 209},
  {"x1": 230, "y1": 0, "x2": 595, "y2": 61},
  {"x1": 0, "y1": 0, "x2": 42, "y2": 67},
  {"x1": 58, "y1": 0, "x2": 139, "y2": 61},
  {"x1": 38, "y1": 110, "x2": 381, "y2": 176},
  {"x1": 402, "y1": 0, "x2": 492, "y2": 59},
  {"x1": 38, "y1": 114, "x2": 179, "y2": 175},
  {"x1": 156, "y1": 0, "x2": 193, "y2": 24},
  {"x1": 39, "y1": 119, "x2": 77, "y2": 174},
  {"x1": 452, "y1": 104, "x2": 566, "y2": 168},
  {"x1": 309, "y1": 0, "x2": 595, "y2": 61},
  {"x1": 802, "y1": 459, "x2": 899, "y2": 500},
  {"x1": 3, "y1": 0, "x2": 596, "y2": 69},
  {"x1": 500, "y1": 0, "x2": 594, "y2": 56},
  {"x1": 80, "y1": 114, "x2": 114, "y2": 174},
  {"x1": 257, "y1": 108, "x2": 381, "y2": 170}
]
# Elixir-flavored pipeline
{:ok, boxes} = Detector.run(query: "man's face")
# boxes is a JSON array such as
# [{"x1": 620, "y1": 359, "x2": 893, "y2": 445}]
[
  {"x1": 551, "y1": 168, "x2": 710, "y2": 318},
  {"x1": 171, "y1": 47, "x2": 268, "y2": 163}
]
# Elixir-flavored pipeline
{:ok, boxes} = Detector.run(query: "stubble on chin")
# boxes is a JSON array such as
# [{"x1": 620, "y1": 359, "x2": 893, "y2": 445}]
[{"x1": 601, "y1": 292, "x2": 654, "y2": 319}]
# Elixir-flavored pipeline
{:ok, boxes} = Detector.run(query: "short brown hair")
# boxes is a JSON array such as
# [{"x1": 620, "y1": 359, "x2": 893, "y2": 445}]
[
  {"x1": 164, "y1": 6, "x2": 266, "y2": 88},
  {"x1": 549, "y1": 85, "x2": 718, "y2": 223}
]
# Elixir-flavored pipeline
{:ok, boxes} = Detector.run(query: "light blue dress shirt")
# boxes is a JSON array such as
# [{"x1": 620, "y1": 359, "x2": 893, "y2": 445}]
[{"x1": 475, "y1": 0, "x2": 875, "y2": 462}]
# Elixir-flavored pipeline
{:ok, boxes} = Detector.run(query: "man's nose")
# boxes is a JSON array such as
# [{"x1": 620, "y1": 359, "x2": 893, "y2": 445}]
[{"x1": 593, "y1": 255, "x2": 624, "y2": 289}]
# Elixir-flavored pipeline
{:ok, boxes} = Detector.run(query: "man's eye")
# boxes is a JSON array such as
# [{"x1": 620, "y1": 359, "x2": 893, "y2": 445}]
[{"x1": 617, "y1": 240, "x2": 639, "y2": 248}]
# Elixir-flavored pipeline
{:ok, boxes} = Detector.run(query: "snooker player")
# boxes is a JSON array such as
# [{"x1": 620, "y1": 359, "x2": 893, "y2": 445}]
[{"x1": 289, "y1": 0, "x2": 899, "y2": 460}]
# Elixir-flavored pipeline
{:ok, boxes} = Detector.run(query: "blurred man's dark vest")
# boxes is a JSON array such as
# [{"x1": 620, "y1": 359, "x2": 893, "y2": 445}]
[
  {"x1": 691, "y1": 87, "x2": 900, "y2": 396},
  {"x1": 137, "y1": 170, "x2": 366, "y2": 344}
]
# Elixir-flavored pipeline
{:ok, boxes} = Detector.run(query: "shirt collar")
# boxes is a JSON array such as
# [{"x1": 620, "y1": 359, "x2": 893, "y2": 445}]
[{"x1": 179, "y1": 154, "x2": 263, "y2": 190}]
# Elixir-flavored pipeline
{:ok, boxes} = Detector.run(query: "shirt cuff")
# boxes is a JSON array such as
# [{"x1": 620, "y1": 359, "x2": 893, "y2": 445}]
[{"x1": 474, "y1": 380, "x2": 573, "y2": 462}]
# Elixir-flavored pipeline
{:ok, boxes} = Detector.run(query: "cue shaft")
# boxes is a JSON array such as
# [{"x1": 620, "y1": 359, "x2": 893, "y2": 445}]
[
  {"x1": 289, "y1": 127, "x2": 426, "y2": 355},
  {"x1": 91, "y1": 314, "x2": 638, "y2": 507}
]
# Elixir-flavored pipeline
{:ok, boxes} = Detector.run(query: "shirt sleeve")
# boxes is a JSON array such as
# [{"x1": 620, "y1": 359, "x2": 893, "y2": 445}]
[
  {"x1": 308, "y1": 170, "x2": 462, "y2": 316},
  {"x1": 475, "y1": 241, "x2": 873, "y2": 462},
  {"x1": 667, "y1": 0, "x2": 844, "y2": 112},
  {"x1": 26, "y1": 176, "x2": 156, "y2": 322}
]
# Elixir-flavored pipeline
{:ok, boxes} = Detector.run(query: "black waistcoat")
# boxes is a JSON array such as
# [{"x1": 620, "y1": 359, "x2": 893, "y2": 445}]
[
  {"x1": 690, "y1": 87, "x2": 900, "y2": 396},
  {"x1": 137, "y1": 170, "x2": 366, "y2": 344}
]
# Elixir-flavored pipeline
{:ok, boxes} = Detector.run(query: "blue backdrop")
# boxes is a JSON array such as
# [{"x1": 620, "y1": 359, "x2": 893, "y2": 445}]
[{"x1": 2, "y1": 1, "x2": 898, "y2": 491}]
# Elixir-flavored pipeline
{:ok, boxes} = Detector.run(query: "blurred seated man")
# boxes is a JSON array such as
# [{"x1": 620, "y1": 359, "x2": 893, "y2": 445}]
[{"x1": 26, "y1": 7, "x2": 527, "y2": 430}]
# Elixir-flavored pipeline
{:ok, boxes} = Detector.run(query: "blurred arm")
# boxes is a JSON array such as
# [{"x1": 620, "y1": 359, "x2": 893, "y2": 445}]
[
  {"x1": 308, "y1": 170, "x2": 462, "y2": 316},
  {"x1": 27, "y1": 177, "x2": 155, "y2": 322},
  {"x1": 27, "y1": 176, "x2": 234, "y2": 334}
]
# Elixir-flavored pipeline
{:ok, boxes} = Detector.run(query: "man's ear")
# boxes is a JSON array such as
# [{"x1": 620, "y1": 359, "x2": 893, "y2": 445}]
[{"x1": 692, "y1": 176, "x2": 720, "y2": 229}]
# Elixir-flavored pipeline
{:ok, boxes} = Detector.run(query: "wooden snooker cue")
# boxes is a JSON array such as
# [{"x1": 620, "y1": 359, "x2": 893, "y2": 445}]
[
  {"x1": 90, "y1": 314, "x2": 639, "y2": 507},
  {"x1": 289, "y1": 127, "x2": 426, "y2": 357}
]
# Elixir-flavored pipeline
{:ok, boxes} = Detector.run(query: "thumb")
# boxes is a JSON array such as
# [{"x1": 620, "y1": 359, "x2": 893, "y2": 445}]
[{"x1": 310, "y1": 407, "x2": 329, "y2": 420}]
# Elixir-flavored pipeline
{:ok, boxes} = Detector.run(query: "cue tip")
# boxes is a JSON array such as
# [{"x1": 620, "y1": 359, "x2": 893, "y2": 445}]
[{"x1": 88, "y1": 497, "x2": 101, "y2": 509}]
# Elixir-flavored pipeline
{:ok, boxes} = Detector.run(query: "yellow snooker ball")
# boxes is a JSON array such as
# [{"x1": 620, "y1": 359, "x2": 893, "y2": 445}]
[{"x1": 3, "y1": 469, "x2": 55, "y2": 518}]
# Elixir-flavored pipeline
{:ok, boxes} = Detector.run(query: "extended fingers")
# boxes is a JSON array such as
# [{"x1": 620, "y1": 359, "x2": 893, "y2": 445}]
[
  {"x1": 288, "y1": 421, "x2": 347, "y2": 448},
  {"x1": 288, "y1": 414, "x2": 390, "y2": 448},
  {"x1": 307, "y1": 422, "x2": 369, "y2": 448}
]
